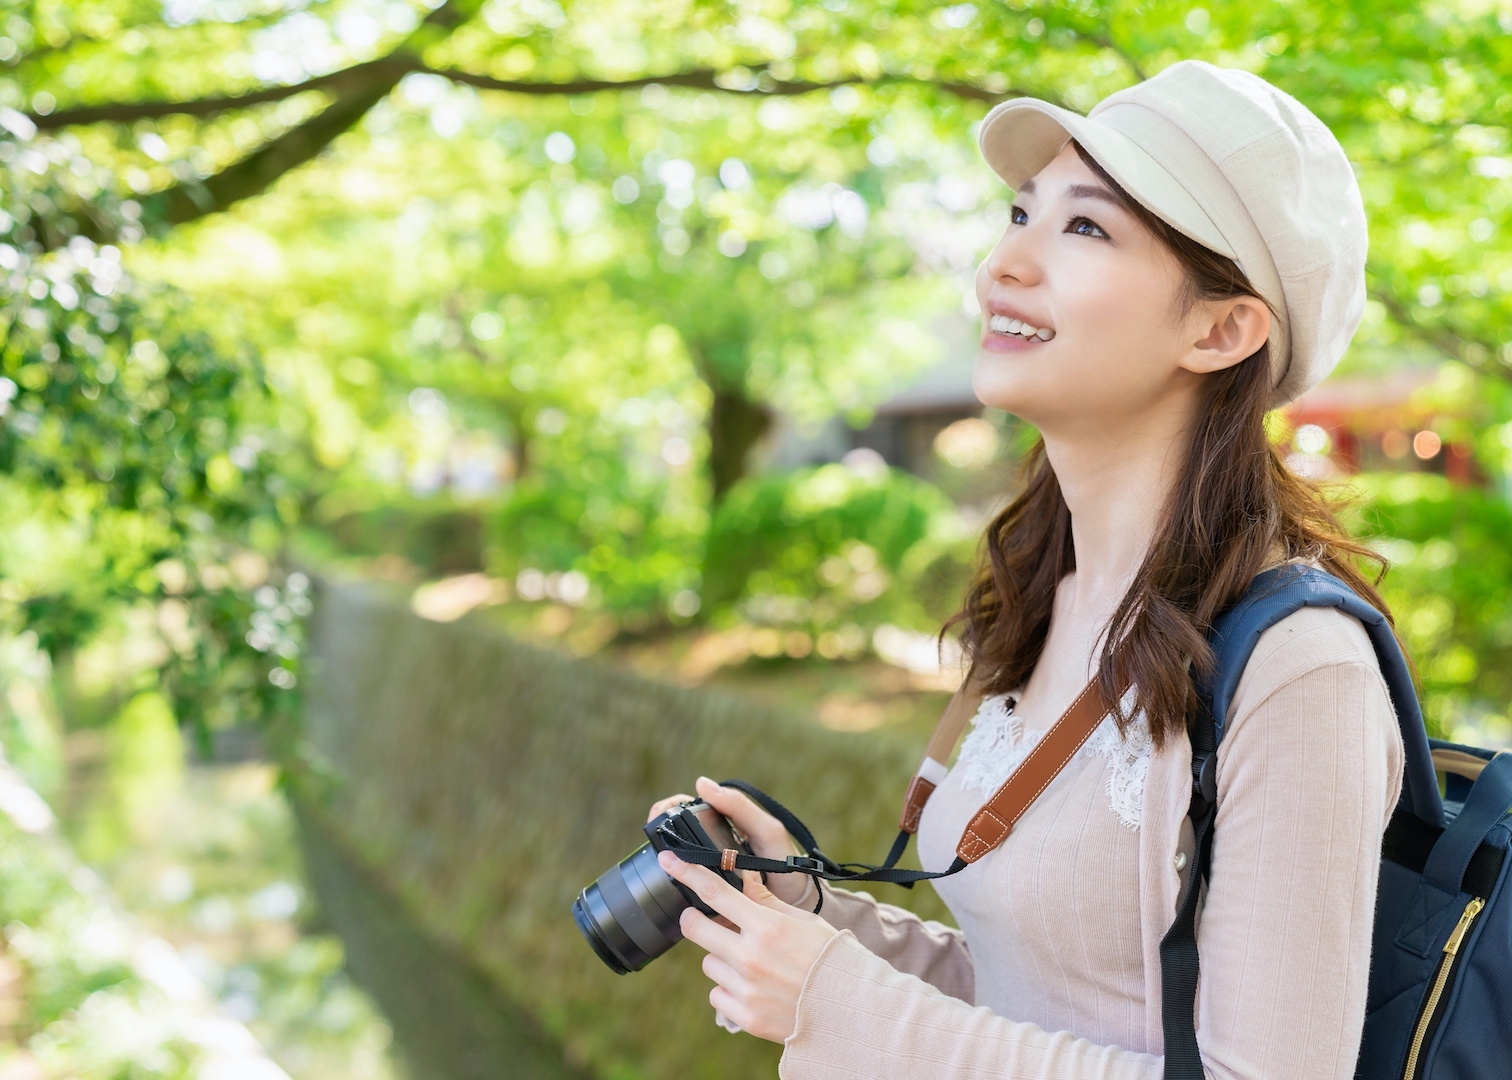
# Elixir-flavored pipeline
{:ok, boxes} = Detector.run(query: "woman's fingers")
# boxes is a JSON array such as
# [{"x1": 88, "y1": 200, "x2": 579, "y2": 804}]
[
  {"x1": 679, "y1": 905, "x2": 743, "y2": 955},
  {"x1": 663, "y1": 849, "x2": 839, "y2": 1046},
  {"x1": 693, "y1": 779, "x2": 817, "y2": 903},
  {"x1": 658, "y1": 850, "x2": 765, "y2": 933},
  {"x1": 701, "y1": 950, "x2": 744, "y2": 995},
  {"x1": 693, "y1": 777, "x2": 791, "y2": 851},
  {"x1": 709, "y1": 985, "x2": 753, "y2": 1033},
  {"x1": 646, "y1": 794, "x2": 694, "y2": 824}
]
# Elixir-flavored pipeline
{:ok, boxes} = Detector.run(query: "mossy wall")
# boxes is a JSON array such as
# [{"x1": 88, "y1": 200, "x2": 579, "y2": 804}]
[{"x1": 301, "y1": 581, "x2": 952, "y2": 1080}]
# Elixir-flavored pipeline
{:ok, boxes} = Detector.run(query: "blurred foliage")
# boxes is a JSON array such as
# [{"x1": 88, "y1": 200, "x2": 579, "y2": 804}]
[
  {"x1": 0, "y1": 805, "x2": 202, "y2": 1079},
  {"x1": 1357, "y1": 472, "x2": 1512, "y2": 741},
  {"x1": 0, "y1": 0, "x2": 1510, "y2": 738},
  {"x1": 0, "y1": 632, "x2": 403, "y2": 1079},
  {"x1": 703, "y1": 463, "x2": 972, "y2": 632},
  {"x1": 0, "y1": 748, "x2": 400, "y2": 1080},
  {"x1": 0, "y1": 115, "x2": 302, "y2": 749}
]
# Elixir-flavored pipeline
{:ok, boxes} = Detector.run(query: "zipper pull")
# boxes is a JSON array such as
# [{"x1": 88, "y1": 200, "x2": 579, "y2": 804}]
[{"x1": 1444, "y1": 897, "x2": 1486, "y2": 956}]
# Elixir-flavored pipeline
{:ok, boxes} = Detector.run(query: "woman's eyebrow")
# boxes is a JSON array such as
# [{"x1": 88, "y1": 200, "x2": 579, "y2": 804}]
[
  {"x1": 1064, "y1": 182, "x2": 1126, "y2": 209},
  {"x1": 1015, "y1": 177, "x2": 1126, "y2": 211}
]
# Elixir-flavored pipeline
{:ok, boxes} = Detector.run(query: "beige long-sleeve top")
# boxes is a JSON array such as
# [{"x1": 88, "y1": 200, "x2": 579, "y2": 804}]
[{"x1": 780, "y1": 605, "x2": 1404, "y2": 1080}]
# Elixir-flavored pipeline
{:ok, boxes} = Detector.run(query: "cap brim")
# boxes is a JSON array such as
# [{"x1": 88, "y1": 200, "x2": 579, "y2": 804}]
[{"x1": 978, "y1": 99, "x2": 1238, "y2": 261}]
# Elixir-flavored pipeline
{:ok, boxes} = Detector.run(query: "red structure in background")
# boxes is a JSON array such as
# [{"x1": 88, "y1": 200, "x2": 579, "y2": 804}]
[{"x1": 1283, "y1": 366, "x2": 1478, "y2": 484}]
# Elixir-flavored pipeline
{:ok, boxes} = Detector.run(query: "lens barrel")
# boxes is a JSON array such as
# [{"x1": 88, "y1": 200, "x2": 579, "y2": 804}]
[{"x1": 572, "y1": 840, "x2": 690, "y2": 974}]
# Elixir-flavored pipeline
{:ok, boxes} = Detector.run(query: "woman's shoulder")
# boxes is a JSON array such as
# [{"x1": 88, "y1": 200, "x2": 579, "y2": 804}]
[
  {"x1": 1220, "y1": 602, "x2": 1405, "y2": 823},
  {"x1": 1248, "y1": 602, "x2": 1380, "y2": 678},
  {"x1": 1228, "y1": 602, "x2": 1395, "y2": 736},
  {"x1": 1239, "y1": 554, "x2": 1382, "y2": 678}
]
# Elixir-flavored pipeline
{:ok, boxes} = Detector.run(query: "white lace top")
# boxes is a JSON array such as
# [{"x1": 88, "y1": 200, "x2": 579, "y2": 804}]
[
  {"x1": 914, "y1": 689, "x2": 1155, "y2": 1039},
  {"x1": 955, "y1": 690, "x2": 1153, "y2": 829}
]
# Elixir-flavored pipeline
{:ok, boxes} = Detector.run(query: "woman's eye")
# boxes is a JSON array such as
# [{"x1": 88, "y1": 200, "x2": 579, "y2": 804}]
[
  {"x1": 1067, "y1": 216, "x2": 1109, "y2": 239},
  {"x1": 1009, "y1": 205, "x2": 1028, "y2": 225}
]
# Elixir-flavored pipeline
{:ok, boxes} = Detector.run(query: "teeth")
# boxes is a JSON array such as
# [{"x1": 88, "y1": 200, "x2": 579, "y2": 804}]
[{"x1": 987, "y1": 313, "x2": 1055, "y2": 341}]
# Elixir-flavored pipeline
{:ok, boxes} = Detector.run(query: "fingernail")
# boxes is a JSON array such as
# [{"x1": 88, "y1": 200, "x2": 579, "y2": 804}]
[
  {"x1": 698, "y1": 775, "x2": 717, "y2": 787},
  {"x1": 657, "y1": 850, "x2": 677, "y2": 872}
]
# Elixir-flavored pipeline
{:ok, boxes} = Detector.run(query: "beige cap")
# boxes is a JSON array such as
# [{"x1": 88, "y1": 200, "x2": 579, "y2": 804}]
[{"x1": 977, "y1": 60, "x2": 1367, "y2": 407}]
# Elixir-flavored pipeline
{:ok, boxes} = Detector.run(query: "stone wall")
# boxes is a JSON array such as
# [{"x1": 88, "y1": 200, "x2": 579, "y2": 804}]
[{"x1": 302, "y1": 580, "x2": 951, "y2": 1080}]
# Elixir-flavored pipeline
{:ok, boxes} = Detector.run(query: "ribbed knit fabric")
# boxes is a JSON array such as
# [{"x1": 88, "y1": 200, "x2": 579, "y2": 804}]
[
  {"x1": 780, "y1": 606, "x2": 1404, "y2": 1080},
  {"x1": 924, "y1": 718, "x2": 1150, "y2": 1050}
]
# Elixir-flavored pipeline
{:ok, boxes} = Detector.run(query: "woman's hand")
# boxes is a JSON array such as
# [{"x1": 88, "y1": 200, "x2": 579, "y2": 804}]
[
  {"x1": 656, "y1": 848, "x2": 838, "y2": 1043},
  {"x1": 647, "y1": 776, "x2": 812, "y2": 905}
]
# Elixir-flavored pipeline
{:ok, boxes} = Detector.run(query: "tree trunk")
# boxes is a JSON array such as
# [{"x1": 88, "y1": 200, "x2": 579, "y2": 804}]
[{"x1": 707, "y1": 385, "x2": 771, "y2": 503}]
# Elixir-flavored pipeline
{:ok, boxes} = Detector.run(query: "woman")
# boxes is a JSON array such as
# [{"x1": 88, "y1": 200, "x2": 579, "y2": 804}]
[{"x1": 650, "y1": 61, "x2": 1403, "y2": 1079}]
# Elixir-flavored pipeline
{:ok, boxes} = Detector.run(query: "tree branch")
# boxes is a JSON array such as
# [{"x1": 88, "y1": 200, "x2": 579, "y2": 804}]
[
  {"x1": 29, "y1": 0, "x2": 1038, "y2": 237},
  {"x1": 1369, "y1": 283, "x2": 1512, "y2": 385},
  {"x1": 437, "y1": 63, "x2": 1042, "y2": 103},
  {"x1": 25, "y1": 0, "x2": 482, "y2": 129},
  {"x1": 1088, "y1": 33, "x2": 1147, "y2": 83},
  {"x1": 30, "y1": 58, "x2": 1041, "y2": 132},
  {"x1": 31, "y1": 56, "x2": 417, "y2": 129},
  {"x1": 145, "y1": 77, "x2": 400, "y2": 226},
  {"x1": 130, "y1": 0, "x2": 483, "y2": 230}
]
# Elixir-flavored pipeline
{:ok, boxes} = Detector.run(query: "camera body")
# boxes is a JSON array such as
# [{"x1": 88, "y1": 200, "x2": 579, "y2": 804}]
[{"x1": 572, "y1": 799, "x2": 749, "y2": 974}]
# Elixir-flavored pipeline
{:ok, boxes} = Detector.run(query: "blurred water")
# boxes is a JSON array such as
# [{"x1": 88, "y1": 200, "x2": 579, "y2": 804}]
[
  {"x1": 294, "y1": 808, "x2": 588, "y2": 1080},
  {"x1": 60, "y1": 751, "x2": 406, "y2": 1080},
  {"x1": 58, "y1": 733, "x2": 585, "y2": 1080}
]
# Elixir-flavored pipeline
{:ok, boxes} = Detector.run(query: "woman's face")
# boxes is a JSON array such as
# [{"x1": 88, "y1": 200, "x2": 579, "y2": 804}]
[{"x1": 973, "y1": 143, "x2": 1210, "y2": 435}]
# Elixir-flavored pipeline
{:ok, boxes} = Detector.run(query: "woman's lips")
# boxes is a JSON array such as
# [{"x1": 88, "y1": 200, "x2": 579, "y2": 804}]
[{"x1": 979, "y1": 329, "x2": 1046, "y2": 353}]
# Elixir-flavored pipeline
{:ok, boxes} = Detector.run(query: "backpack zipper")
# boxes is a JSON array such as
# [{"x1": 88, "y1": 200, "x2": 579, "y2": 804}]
[{"x1": 1401, "y1": 896, "x2": 1485, "y2": 1080}]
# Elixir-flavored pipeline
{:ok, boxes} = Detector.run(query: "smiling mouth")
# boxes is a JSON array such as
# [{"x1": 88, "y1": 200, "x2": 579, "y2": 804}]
[{"x1": 987, "y1": 314, "x2": 1055, "y2": 341}]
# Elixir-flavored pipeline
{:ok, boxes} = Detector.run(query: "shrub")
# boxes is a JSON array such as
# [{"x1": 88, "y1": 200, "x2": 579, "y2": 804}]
[
  {"x1": 702, "y1": 464, "x2": 974, "y2": 633},
  {"x1": 1354, "y1": 473, "x2": 1512, "y2": 742}
]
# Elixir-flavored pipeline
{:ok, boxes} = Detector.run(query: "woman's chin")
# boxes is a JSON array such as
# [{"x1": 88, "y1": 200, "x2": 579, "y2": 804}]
[{"x1": 972, "y1": 357, "x2": 1058, "y2": 418}]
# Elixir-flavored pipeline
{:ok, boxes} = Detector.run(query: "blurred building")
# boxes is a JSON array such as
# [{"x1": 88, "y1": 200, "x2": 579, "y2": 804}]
[
  {"x1": 1282, "y1": 365, "x2": 1479, "y2": 484},
  {"x1": 761, "y1": 315, "x2": 983, "y2": 478}
]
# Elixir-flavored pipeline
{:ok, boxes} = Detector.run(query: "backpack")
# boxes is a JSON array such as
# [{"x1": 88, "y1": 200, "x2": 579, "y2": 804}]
[{"x1": 1163, "y1": 564, "x2": 1511, "y2": 1080}]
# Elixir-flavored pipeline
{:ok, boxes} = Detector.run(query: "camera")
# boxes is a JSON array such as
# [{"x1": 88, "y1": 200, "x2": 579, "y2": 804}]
[{"x1": 572, "y1": 799, "x2": 749, "y2": 974}]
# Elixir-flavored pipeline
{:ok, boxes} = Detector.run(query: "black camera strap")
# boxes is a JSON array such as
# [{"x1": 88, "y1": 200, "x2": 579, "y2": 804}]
[
  {"x1": 655, "y1": 780, "x2": 967, "y2": 916},
  {"x1": 660, "y1": 678, "x2": 1113, "y2": 915}
]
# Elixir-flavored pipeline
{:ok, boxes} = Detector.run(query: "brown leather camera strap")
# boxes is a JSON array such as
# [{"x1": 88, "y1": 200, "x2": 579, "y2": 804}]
[
  {"x1": 897, "y1": 679, "x2": 985, "y2": 833},
  {"x1": 899, "y1": 677, "x2": 1115, "y2": 864}
]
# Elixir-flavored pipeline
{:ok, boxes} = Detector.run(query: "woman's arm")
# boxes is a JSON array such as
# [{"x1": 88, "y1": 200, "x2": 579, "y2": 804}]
[
  {"x1": 808, "y1": 882, "x2": 974, "y2": 1003},
  {"x1": 775, "y1": 609, "x2": 1401, "y2": 1079},
  {"x1": 1191, "y1": 609, "x2": 1403, "y2": 1078}
]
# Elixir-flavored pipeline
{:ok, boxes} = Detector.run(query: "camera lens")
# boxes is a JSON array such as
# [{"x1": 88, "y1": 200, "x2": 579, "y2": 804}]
[{"x1": 572, "y1": 841, "x2": 689, "y2": 974}]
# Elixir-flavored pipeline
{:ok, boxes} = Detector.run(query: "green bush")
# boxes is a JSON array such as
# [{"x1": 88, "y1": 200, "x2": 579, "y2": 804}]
[
  {"x1": 1355, "y1": 473, "x2": 1512, "y2": 742},
  {"x1": 702, "y1": 464, "x2": 974, "y2": 632},
  {"x1": 489, "y1": 467, "x2": 707, "y2": 616}
]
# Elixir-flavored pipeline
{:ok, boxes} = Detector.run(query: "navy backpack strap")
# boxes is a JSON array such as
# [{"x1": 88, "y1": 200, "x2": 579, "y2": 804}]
[
  {"x1": 1161, "y1": 565, "x2": 1445, "y2": 1080},
  {"x1": 1421, "y1": 753, "x2": 1512, "y2": 895},
  {"x1": 1203, "y1": 566, "x2": 1441, "y2": 827}
]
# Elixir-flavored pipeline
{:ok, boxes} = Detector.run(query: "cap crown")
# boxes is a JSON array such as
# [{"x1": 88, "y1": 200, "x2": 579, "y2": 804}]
[{"x1": 1088, "y1": 61, "x2": 1368, "y2": 405}]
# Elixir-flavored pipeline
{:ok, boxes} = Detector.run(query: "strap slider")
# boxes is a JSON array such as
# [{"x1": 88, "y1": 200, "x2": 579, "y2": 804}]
[
  {"x1": 1192, "y1": 751, "x2": 1217, "y2": 805},
  {"x1": 785, "y1": 855, "x2": 824, "y2": 872}
]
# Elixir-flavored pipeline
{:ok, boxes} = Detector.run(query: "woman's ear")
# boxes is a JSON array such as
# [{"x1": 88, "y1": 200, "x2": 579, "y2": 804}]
[{"x1": 1180, "y1": 295, "x2": 1272, "y2": 375}]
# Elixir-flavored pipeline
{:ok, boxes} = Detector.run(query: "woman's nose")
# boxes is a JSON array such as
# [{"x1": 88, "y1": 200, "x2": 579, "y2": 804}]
[{"x1": 982, "y1": 225, "x2": 1043, "y2": 288}]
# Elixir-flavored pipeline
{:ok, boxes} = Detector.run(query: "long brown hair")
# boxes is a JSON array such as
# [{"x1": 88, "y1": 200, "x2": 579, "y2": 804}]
[{"x1": 948, "y1": 141, "x2": 1389, "y2": 748}]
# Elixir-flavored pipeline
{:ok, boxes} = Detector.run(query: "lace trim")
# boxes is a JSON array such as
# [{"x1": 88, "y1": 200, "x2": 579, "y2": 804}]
[{"x1": 954, "y1": 691, "x2": 1152, "y2": 830}]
